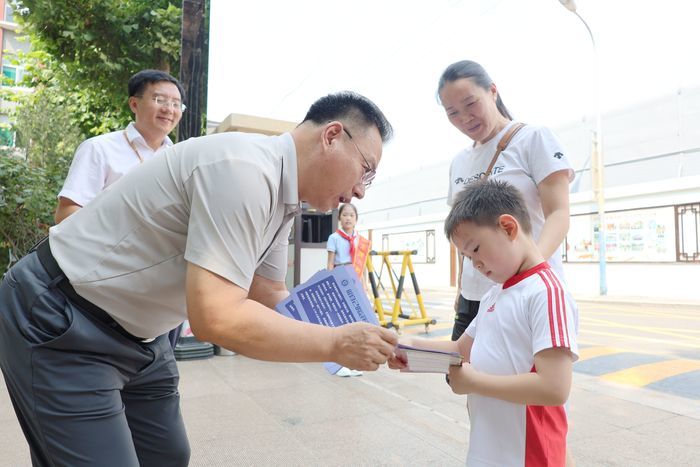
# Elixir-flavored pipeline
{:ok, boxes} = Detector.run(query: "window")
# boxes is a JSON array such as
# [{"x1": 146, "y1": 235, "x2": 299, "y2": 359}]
[
  {"x1": 2, "y1": 64, "x2": 16, "y2": 82},
  {"x1": 381, "y1": 230, "x2": 436, "y2": 264},
  {"x1": 566, "y1": 207, "x2": 677, "y2": 262},
  {"x1": 1, "y1": 62, "x2": 23, "y2": 86},
  {"x1": 0, "y1": 127, "x2": 14, "y2": 146},
  {"x1": 676, "y1": 203, "x2": 700, "y2": 262},
  {"x1": 4, "y1": 4, "x2": 14, "y2": 23}
]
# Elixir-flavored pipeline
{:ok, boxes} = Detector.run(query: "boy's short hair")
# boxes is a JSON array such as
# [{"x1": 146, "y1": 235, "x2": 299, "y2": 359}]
[{"x1": 444, "y1": 179, "x2": 532, "y2": 239}]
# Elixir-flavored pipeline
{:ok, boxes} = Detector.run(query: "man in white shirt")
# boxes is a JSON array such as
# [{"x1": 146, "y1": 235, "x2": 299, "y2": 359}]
[
  {"x1": 54, "y1": 69, "x2": 186, "y2": 223},
  {"x1": 0, "y1": 91, "x2": 398, "y2": 466},
  {"x1": 54, "y1": 69, "x2": 186, "y2": 349}
]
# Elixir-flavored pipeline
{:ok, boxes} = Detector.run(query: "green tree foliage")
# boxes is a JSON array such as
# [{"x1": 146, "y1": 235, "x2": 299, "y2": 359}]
[
  {"x1": 13, "y1": 83, "x2": 85, "y2": 168},
  {"x1": 0, "y1": 1, "x2": 182, "y2": 271},
  {"x1": 0, "y1": 152, "x2": 58, "y2": 267},
  {"x1": 0, "y1": 84, "x2": 84, "y2": 266},
  {"x1": 14, "y1": 0, "x2": 182, "y2": 136}
]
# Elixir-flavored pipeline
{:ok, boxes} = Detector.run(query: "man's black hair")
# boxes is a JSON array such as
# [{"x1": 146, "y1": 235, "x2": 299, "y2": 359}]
[
  {"x1": 302, "y1": 91, "x2": 393, "y2": 142},
  {"x1": 128, "y1": 69, "x2": 185, "y2": 101}
]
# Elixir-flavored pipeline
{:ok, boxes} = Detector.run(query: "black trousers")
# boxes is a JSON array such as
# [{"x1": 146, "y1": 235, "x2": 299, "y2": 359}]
[
  {"x1": 451, "y1": 295, "x2": 480, "y2": 341},
  {"x1": 0, "y1": 251, "x2": 190, "y2": 467}
]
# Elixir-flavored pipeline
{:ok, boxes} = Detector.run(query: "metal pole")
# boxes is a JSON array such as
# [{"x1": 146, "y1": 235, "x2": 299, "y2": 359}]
[{"x1": 560, "y1": 1, "x2": 607, "y2": 294}]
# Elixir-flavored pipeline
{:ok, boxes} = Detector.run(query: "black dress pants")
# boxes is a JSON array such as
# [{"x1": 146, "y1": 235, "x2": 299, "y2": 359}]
[
  {"x1": 450, "y1": 295, "x2": 480, "y2": 341},
  {"x1": 0, "y1": 251, "x2": 190, "y2": 467}
]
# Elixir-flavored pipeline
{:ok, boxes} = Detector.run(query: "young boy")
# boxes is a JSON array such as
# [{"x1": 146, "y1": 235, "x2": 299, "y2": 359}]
[{"x1": 390, "y1": 179, "x2": 579, "y2": 467}]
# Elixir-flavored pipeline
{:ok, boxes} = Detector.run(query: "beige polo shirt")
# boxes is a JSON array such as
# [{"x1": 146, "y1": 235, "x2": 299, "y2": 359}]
[{"x1": 49, "y1": 132, "x2": 300, "y2": 338}]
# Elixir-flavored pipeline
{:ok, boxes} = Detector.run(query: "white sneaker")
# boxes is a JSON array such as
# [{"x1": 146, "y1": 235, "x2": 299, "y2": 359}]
[{"x1": 335, "y1": 367, "x2": 363, "y2": 377}]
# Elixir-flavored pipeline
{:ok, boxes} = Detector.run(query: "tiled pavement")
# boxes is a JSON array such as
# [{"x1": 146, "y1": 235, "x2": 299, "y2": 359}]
[{"x1": 1, "y1": 287, "x2": 699, "y2": 465}]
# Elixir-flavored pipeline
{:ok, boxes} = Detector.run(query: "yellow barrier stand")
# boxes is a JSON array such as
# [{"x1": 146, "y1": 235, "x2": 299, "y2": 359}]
[
  {"x1": 366, "y1": 252, "x2": 397, "y2": 322},
  {"x1": 366, "y1": 250, "x2": 436, "y2": 332},
  {"x1": 365, "y1": 252, "x2": 389, "y2": 326}
]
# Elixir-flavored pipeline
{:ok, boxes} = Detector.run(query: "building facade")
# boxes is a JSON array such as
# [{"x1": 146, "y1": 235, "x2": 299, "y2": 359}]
[{"x1": 0, "y1": 0, "x2": 29, "y2": 146}]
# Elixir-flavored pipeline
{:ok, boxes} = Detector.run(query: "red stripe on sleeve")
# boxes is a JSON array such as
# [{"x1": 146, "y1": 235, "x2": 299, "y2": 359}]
[
  {"x1": 537, "y1": 271, "x2": 557, "y2": 346},
  {"x1": 544, "y1": 269, "x2": 570, "y2": 348},
  {"x1": 543, "y1": 269, "x2": 567, "y2": 347}
]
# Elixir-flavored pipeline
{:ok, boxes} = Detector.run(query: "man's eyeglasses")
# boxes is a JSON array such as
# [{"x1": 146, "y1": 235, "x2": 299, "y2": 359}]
[
  {"x1": 343, "y1": 127, "x2": 376, "y2": 188},
  {"x1": 137, "y1": 95, "x2": 187, "y2": 112}
]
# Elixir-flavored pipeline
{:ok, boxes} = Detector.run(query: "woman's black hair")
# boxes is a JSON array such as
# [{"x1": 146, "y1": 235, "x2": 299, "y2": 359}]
[{"x1": 436, "y1": 60, "x2": 512, "y2": 120}]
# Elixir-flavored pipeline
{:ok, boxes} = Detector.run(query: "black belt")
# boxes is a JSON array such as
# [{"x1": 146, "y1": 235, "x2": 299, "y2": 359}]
[{"x1": 35, "y1": 238, "x2": 148, "y2": 344}]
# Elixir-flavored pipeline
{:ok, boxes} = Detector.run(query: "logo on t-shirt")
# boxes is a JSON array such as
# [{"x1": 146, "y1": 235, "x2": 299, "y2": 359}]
[
  {"x1": 553, "y1": 151, "x2": 563, "y2": 159},
  {"x1": 455, "y1": 164, "x2": 506, "y2": 187},
  {"x1": 487, "y1": 303, "x2": 495, "y2": 313}
]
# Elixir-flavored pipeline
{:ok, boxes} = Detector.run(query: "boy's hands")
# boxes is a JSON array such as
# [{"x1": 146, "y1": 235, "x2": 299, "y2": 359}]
[
  {"x1": 447, "y1": 362, "x2": 479, "y2": 394},
  {"x1": 387, "y1": 336, "x2": 413, "y2": 370},
  {"x1": 387, "y1": 351, "x2": 407, "y2": 370},
  {"x1": 448, "y1": 349, "x2": 573, "y2": 405}
]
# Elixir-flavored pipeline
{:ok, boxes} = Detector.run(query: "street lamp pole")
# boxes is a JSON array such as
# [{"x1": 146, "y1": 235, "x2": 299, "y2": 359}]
[{"x1": 559, "y1": 0, "x2": 607, "y2": 295}]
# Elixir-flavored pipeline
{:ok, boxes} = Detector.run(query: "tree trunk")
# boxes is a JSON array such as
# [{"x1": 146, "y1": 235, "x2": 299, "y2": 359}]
[{"x1": 177, "y1": 0, "x2": 210, "y2": 142}]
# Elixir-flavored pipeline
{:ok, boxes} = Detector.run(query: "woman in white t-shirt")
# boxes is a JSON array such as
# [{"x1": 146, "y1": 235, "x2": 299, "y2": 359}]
[
  {"x1": 439, "y1": 59, "x2": 575, "y2": 466},
  {"x1": 439, "y1": 59, "x2": 573, "y2": 340}
]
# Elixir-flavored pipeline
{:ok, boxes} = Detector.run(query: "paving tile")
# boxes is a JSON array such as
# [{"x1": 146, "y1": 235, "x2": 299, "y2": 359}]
[
  {"x1": 574, "y1": 352, "x2": 668, "y2": 376},
  {"x1": 645, "y1": 368, "x2": 700, "y2": 399},
  {"x1": 1, "y1": 347, "x2": 698, "y2": 465},
  {"x1": 189, "y1": 428, "x2": 319, "y2": 466}
]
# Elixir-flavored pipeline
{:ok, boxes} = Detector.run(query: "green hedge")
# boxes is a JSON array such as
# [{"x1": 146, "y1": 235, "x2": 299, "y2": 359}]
[{"x1": 0, "y1": 151, "x2": 69, "y2": 272}]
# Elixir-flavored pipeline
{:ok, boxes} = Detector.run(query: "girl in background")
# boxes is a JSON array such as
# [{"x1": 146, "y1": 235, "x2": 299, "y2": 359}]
[
  {"x1": 327, "y1": 203, "x2": 361, "y2": 271},
  {"x1": 326, "y1": 203, "x2": 364, "y2": 377}
]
